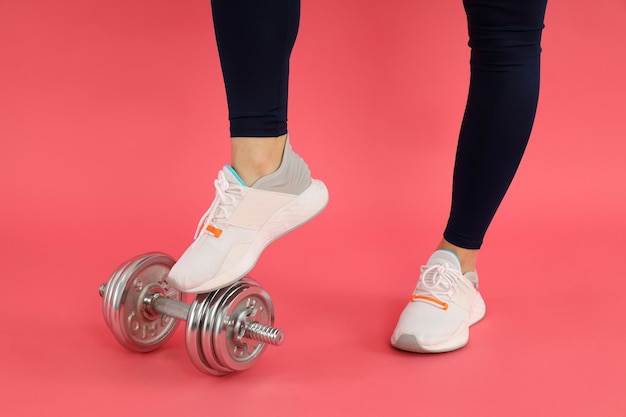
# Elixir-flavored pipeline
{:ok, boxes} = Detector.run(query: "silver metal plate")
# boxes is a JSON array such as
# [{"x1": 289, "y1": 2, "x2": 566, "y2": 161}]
[
  {"x1": 211, "y1": 278, "x2": 275, "y2": 372},
  {"x1": 200, "y1": 283, "x2": 241, "y2": 375},
  {"x1": 185, "y1": 291, "x2": 228, "y2": 376},
  {"x1": 101, "y1": 253, "x2": 182, "y2": 352}
]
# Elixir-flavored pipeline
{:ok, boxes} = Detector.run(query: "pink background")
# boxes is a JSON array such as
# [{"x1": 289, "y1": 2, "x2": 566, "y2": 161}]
[{"x1": 2, "y1": 0, "x2": 626, "y2": 415}]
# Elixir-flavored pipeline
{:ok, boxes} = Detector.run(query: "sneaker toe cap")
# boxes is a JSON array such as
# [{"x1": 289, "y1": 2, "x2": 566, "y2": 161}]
[
  {"x1": 391, "y1": 302, "x2": 470, "y2": 353},
  {"x1": 167, "y1": 235, "x2": 253, "y2": 293}
]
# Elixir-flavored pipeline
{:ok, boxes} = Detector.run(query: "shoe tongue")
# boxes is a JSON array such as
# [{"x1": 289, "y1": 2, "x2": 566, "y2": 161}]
[
  {"x1": 427, "y1": 250, "x2": 462, "y2": 272},
  {"x1": 223, "y1": 165, "x2": 246, "y2": 186}
]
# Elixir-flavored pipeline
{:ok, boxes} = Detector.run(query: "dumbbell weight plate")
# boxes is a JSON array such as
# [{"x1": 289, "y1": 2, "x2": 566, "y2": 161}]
[
  {"x1": 210, "y1": 278, "x2": 275, "y2": 372},
  {"x1": 199, "y1": 281, "x2": 245, "y2": 375},
  {"x1": 101, "y1": 253, "x2": 183, "y2": 352},
  {"x1": 185, "y1": 290, "x2": 230, "y2": 376}
]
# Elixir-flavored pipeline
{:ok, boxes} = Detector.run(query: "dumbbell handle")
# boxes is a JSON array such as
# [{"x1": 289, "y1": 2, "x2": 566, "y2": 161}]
[
  {"x1": 149, "y1": 294, "x2": 189, "y2": 321},
  {"x1": 99, "y1": 283, "x2": 285, "y2": 346}
]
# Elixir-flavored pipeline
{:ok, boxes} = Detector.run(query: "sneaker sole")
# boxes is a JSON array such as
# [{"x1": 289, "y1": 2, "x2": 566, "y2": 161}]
[
  {"x1": 391, "y1": 293, "x2": 486, "y2": 353},
  {"x1": 183, "y1": 179, "x2": 329, "y2": 293}
]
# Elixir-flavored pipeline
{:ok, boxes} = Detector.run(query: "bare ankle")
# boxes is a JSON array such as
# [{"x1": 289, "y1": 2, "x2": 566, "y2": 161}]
[
  {"x1": 436, "y1": 239, "x2": 479, "y2": 274},
  {"x1": 231, "y1": 134, "x2": 287, "y2": 186}
]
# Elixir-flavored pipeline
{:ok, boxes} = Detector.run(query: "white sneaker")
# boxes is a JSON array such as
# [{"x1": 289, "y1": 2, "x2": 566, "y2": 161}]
[
  {"x1": 168, "y1": 137, "x2": 328, "y2": 293},
  {"x1": 391, "y1": 250, "x2": 486, "y2": 353}
]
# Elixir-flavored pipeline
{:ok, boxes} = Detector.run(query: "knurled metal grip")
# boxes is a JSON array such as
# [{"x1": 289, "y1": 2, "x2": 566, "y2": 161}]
[{"x1": 99, "y1": 252, "x2": 285, "y2": 376}]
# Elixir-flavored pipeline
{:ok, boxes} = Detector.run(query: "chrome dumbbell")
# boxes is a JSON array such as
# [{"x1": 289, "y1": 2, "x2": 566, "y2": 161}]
[{"x1": 98, "y1": 252, "x2": 284, "y2": 376}]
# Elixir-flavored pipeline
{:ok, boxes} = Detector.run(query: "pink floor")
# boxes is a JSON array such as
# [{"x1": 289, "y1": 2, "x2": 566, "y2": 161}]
[{"x1": 2, "y1": 0, "x2": 626, "y2": 415}]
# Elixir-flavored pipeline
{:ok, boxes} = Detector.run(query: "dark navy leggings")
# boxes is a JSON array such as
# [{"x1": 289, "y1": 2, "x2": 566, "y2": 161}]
[{"x1": 211, "y1": 0, "x2": 548, "y2": 249}]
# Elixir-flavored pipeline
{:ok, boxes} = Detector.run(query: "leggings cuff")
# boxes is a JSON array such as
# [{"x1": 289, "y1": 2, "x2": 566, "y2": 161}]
[{"x1": 443, "y1": 230, "x2": 483, "y2": 250}]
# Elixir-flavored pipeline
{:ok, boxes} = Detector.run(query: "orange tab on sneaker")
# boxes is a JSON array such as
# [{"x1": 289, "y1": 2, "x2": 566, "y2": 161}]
[
  {"x1": 411, "y1": 294, "x2": 449, "y2": 310},
  {"x1": 205, "y1": 225, "x2": 223, "y2": 238}
]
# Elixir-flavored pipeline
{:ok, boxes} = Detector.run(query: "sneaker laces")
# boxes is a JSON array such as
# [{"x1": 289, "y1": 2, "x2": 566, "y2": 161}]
[
  {"x1": 414, "y1": 264, "x2": 465, "y2": 302},
  {"x1": 194, "y1": 170, "x2": 245, "y2": 239}
]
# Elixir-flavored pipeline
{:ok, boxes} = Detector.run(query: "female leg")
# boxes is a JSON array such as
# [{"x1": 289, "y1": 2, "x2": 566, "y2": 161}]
[
  {"x1": 392, "y1": 0, "x2": 549, "y2": 353},
  {"x1": 168, "y1": 0, "x2": 329, "y2": 294}
]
